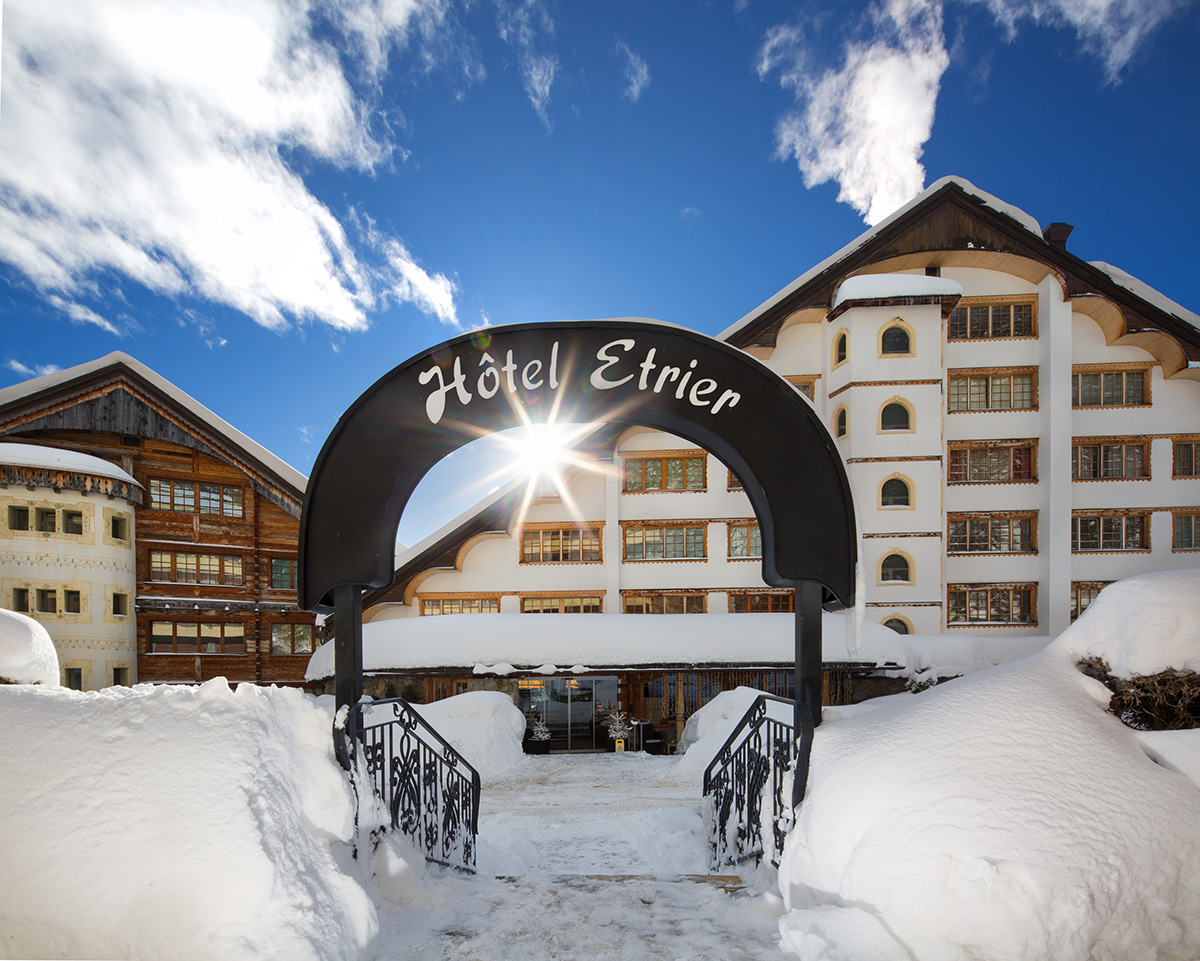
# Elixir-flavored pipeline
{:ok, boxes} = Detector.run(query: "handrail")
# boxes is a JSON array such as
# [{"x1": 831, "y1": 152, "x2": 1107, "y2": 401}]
[
  {"x1": 340, "y1": 697, "x2": 481, "y2": 873},
  {"x1": 702, "y1": 693, "x2": 798, "y2": 869}
]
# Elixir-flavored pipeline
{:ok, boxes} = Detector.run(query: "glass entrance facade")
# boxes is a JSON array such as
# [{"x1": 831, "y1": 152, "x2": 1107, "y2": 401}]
[{"x1": 518, "y1": 676, "x2": 619, "y2": 752}]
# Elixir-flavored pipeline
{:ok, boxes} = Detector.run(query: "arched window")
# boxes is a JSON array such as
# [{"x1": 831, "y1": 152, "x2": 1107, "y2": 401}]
[
  {"x1": 881, "y1": 477, "x2": 910, "y2": 506},
  {"x1": 881, "y1": 553, "x2": 911, "y2": 582},
  {"x1": 880, "y1": 401, "x2": 911, "y2": 431},
  {"x1": 883, "y1": 617, "x2": 911, "y2": 634},
  {"x1": 834, "y1": 406, "x2": 847, "y2": 438},
  {"x1": 833, "y1": 331, "x2": 848, "y2": 367},
  {"x1": 881, "y1": 324, "x2": 910, "y2": 354}
]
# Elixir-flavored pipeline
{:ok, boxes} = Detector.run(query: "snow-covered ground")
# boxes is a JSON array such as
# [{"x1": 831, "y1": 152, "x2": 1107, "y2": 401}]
[{"x1": 2, "y1": 570, "x2": 1199, "y2": 960}]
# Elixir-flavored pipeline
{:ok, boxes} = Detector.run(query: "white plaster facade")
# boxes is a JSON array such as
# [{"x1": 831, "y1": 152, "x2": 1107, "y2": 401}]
[{"x1": 0, "y1": 445, "x2": 139, "y2": 689}]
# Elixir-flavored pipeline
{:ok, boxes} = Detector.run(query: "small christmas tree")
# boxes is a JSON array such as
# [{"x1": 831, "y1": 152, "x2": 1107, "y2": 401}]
[
  {"x1": 602, "y1": 710, "x2": 632, "y2": 741},
  {"x1": 530, "y1": 717, "x2": 551, "y2": 741}
]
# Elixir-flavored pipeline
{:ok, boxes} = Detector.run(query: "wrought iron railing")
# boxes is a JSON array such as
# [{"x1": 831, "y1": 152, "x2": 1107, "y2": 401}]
[
  {"x1": 702, "y1": 693, "x2": 801, "y2": 869},
  {"x1": 339, "y1": 698, "x2": 481, "y2": 873}
]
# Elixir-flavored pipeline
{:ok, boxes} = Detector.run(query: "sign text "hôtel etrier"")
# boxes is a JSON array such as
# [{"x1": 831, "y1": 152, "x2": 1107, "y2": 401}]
[{"x1": 419, "y1": 338, "x2": 742, "y2": 425}]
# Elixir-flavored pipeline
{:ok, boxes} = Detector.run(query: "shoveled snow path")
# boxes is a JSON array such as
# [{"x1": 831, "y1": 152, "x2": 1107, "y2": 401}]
[{"x1": 373, "y1": 753, "x2": 787, "y2": 959}]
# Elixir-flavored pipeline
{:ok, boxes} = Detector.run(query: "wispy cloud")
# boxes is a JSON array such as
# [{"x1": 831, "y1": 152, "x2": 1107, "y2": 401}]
[
  {"x1": 6, "y1": 359, "x2": 62, "y2": 379},
  {"x1": 759, "y1": 0, "x2": 1188, "y2": 224},
  {"x1": 616, "y1": 41, "x2": 651, "y2": 101},
  {"x1": 495, "y1": 0, "x2": 559, "y2": 127},
  {"x1": 680, "y1": 206, "x2": 703, "y2": 221},
  {"x1": 0, "y1": 0, "x2": 461, "y2": 334},
  {"x1": 47, "y1": 295, "x2": 124, "y2": 336}
]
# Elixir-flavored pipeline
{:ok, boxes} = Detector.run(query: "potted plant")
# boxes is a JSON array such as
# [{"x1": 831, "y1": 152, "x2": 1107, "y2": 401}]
[{"x1": 525, "y1": 716, "x2": 552, "y2": 754}]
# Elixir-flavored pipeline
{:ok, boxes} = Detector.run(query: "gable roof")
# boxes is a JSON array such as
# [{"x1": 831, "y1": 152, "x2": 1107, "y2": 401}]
[
  {"x1": 722, "y1": 176, "x2": 1200, "y2": 372},
  {"x1": 0, "y1": 352, "x2": 307, "y2": 512}
]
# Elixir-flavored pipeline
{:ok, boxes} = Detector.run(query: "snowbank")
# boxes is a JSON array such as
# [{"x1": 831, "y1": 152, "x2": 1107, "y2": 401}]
[
  {"x1": 675, "y1": 686, "x2": 772, "y2": 773},
  {"x1": 1050, "y1": 569, "x2": 1200, "y2": 676},
  {"x1": 308, "y1": 612, "x2": 904, "y2": 680},
  {"x1": 833, "y1": 273, "x2": 962, "y2": 307},
  {"x1": 777, "y1": 570, "x2": 1200, "y2": 961},
  {"x1": 0, "y1": 681, "x2": 376, "y2": 960},
  {"x1": 411, "y1": 691, "x2": 527, "y2": 780},
  {"x1": 0, "y1": 608, "x2": 59, "y2": 685}
]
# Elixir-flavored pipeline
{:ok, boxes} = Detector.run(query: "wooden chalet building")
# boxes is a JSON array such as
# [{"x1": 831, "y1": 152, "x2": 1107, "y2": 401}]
[{"x1": 0, "y1": 353, "x2": 317, "y2": 688}]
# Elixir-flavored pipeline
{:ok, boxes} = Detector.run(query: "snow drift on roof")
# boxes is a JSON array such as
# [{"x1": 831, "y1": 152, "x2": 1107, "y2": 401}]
[
  {"x1": 833, "y1": 273, "x2": 963, "y2": 308},
  {"x1": 1088, "y1": 260, "x2": 1200, "y2": 333},
  {"x1": 0, "y1": 442, "x2": 138, "y2": 486}
]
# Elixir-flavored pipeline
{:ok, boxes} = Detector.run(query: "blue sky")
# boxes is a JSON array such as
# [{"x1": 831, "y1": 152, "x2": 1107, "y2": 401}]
[{"x1": 1, "y1": 0, "x2": 1198, "y2": 544}]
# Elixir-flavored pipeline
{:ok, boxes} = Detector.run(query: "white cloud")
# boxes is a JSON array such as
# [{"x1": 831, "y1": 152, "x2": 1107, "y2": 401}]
[
  {"x1": 0, "y1": 0, "x2": 461, "y2": 333},
  {"x1": 617, "y1": 41, "x2": 651, "y2": 102},
  {"x1": 495, "y1": 0, "x2": 559, "y2": 127},
  {"x1": 680, "y1": 206, "x2": 703, "y2": 221},
  {"x1": 6, "y1": 360, "x2": 62, "y2": 379},
  {"x1": 46, "y1": 295, "x2": 124, "y2": 336},
  {"x1": 759, "y1": 0, "x2": 1185, "y2": 225},
  {"x1": 761, "y1": 0, "x2": 948, "y2": 226}
]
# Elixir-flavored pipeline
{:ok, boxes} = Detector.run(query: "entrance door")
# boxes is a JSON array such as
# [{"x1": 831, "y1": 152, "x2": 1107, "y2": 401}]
[{"x1": 520, "y1": 676, "x2": 620, "y2": 752}]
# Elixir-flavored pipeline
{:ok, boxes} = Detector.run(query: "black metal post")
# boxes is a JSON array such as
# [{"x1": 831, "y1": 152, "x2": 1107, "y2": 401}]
[
  {"x1": 334, "y1": 583, "x2": 363, "y2": 770},
  {"x1": 792, "y1": 580, "x2": 822, "y2": 809}
]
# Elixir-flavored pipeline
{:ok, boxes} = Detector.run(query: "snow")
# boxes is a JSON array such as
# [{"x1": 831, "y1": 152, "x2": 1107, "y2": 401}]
[
  {"x1": 832, "y1": 273, "x2": 962, "y2": 307},
  {"x1": 675, "y1": 685, "x2": 774, "y2": 768},
  {"x1": 0, "y1": 441, "x2": 138, "y2": 486},
  {"x1": 409, "y1": 690, "x2": 527, "y2": 779},
  {"x1": 306, "y1": 612, "x2": 904, "y2": 681},
  {"x1": 1089, "y1": 261, "x2": 1200, "y2": 332},
  {"x1": 1049, "y1": 569, "x2": 1200, "y2": 676},
  {"x1": 0, "y1": 608, "x2": 59, "y2": 685},
  {"x1": 0, "y1": 680, "x2": 375, "y2": 960}
]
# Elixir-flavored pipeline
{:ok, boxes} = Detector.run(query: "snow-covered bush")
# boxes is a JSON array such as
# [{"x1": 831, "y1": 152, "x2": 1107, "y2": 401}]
[
  {"x1": 529, "y1": 717, "x2": 551, "y2": 741},
  {"x1": 601, "y1": 709, "x2": 631, "y2": 741}
]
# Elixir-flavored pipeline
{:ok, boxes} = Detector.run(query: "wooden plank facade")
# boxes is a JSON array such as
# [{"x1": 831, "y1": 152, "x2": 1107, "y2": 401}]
[{"x1": 0, "y1": 354, "x2": 317, "y2": 687}]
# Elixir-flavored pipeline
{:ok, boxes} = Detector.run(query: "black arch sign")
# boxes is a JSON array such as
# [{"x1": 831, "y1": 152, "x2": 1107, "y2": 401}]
[{"x1": 300, "y1": 319, "x2": 857, "y2": 740}]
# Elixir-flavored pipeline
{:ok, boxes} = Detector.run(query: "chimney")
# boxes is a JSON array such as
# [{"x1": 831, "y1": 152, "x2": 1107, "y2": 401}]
[{"x1": 1042, "y1": 223, "x2": 1074, "y2": 250}]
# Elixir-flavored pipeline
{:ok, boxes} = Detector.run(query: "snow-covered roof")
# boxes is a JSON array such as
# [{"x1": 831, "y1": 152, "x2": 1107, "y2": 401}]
[
  {"x1": 1088, "y1": 261, "x2": 1200, "y2": 332},
  {"x1": 832, "y1": 273, "x2": 963, "y2": 308},
  {"x1": 0, "y1": 442, "x2": 139, "y2": 486},
  {"x1": 720, "y1": 176, "x2": 1028, "y2": 341},
  {"x1": 306, "y1": 612, "x2": 905, "y2": 681},
  {"x1": 0, "y1": 352, "x2": 307, "y2": 494}
]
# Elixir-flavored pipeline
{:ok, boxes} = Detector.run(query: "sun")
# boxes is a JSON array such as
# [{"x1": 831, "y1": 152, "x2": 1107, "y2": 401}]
[{"x1": 497, "y1": 422, "x2": 589, "y2": 488}]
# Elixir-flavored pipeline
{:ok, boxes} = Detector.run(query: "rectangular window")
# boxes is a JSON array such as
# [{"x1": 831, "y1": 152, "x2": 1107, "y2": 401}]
[
  {"x1": 1174, "y1": 513, "x2": 1200, "y2": 550},
  {"x1": 111, "y1": 515, "x2": 128, "y2": 540},
  {"x1": 112, "y1": 667, "x2": 129, "y2": 686},
  {"x1": 198, "y1": 483, "x2": 222, "y2": 515},
  {"x1": 224, "y1": 556, "x2": 243, "y2": 586},
  {"x1": 61, "y1": 511, "x2": 83, "y2": 535},
  {"x1": 270, "y1": 623, "x2": 312, "y2": 654},
  {"x1": 1071, "y1": 514, "x2": 1148, "y2": 551},
  {"x1": 64, "y1": 590, "x2": 81, "y2": 614},
  {"x1": 947, "y1": 514, "x2": 1036, "y2": 553},
  {"x1": 520, "y1": 527, "x2": 601, "y2": 563},
  {"x1": 175, "y1": 553, "x2": 198, "y2": 583},
  {"x1": 1071, "y1": 441, "x2": 1148, "y2": 480},
  {"x1": 197, "y1": 555, "x2": 220, "y2": 585},
  {"x1": 149, "y1": 479, "x2": 172, "y2": 511},
  {"x1": 147, "y1": 479, "x2": 242, "y2": 516},
  {"x1": 947, "y1": 371, "x2": 1036, "y2": 412},
  {"x1": 623, "y1": 593, "x2": 705, "y2": 614},
  {"x1": 728, "y1": 522, "x2": 762, "y2": 558},
  {"x1": 270, "y1": 558, "x2": 298, "y2": 590},
  {"x1": 948, "y1": 443, "x2": 1036, "y2": 483},
  {"x1": 729, "y1": 591, "x2": 795, "y2": 613},
  {"x1": 35, "y1": 509, "x2": 56, "y2": 533},
  {"x1": 174, "y1": 481, "x2": 195, "y2": 513},
  {"x1": 948, "y1": 301, "x2": 1035, "y2": 340},
  {"x1": 8, "y1": 506, "x2": 29, "y2": 531},
  {"x1": 521, "y1": 596, "x2": 603, "y2": 613},
  {"x1": 421, "y1": 597, "x2": 500, "y2": 615},
  {"x1": 727, "y1": 471, "x2": 744, "y2": 490},
  {"x1": 623, "y1": 454, "x2": 706, "y2": 492},
  {"x1": 1174, "y1": 441, "x2": 1200, "y2": 477},
  {"x1": 1071, "y1": 369, "x2": 1148, "y2": 407},
  {"x1": 112, "y1": 593, "x2": 129, "y2": 616},
  {"x1": 152, "y1": 621, "x2": 245, "y2": 654},
  {"x1": 12, "y1": 588, "x2": 29, "y2": 612},
  {"x1": 65, "y1": 668, "x2": 83, "y2": 691},
  {"x1": 947, "y1": 584, "x2": 1036, "y2": 625},
  {"x1": 622, "y1": 523, "x2": 706, "y2": 560},
  {"x1": 36, "y1": 589, "x2": 56, "y2": 613}
]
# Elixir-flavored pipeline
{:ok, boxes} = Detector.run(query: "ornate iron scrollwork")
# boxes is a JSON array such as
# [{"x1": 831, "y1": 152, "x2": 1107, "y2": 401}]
[{"x1": 343, "y1": 698, "x2": 481, "y2": 873}]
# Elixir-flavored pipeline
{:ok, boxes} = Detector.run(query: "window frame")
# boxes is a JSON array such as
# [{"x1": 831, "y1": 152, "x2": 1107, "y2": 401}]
[
  {"x1": 878, "y1": 319, "x2": 915, "y2": 357},
  {"x1": 879, "y1": 474, "x2": 913, "y2": 509},
  {"x1": 149, "y1": 550, "x2": 244, "y2": 586},
  {"x1": 947, "y1": 297, "x2": 1037, "y2": 341},
  {"x1": 947, "y1": 512, "x2": 1037, "y2": 555},
  {"x1": 833, "y1": 404, "x2": 848, "y2": 439},
  {"x1": 1070, "y1": 364, "x2": 1151, "y2": 409},
  {"x1": 620, "y1": 521, "x2": 708, "y2": 561},
  {"x1": 270, "y1": 557, "x2": 299, "y2": 590},
  {"x1": 1071, "y1": 438, "x2": 1150, "y2": 481},
  {"x1": 947, "y1": 583, "x2": 1037, "y2": 626},
  {"x1": 622, "y1": 591, "x2": 706, "y2": 614},
  {"x1": 519, "y1": 524, "x2": 603, "y2": 564},
  {"x1": 419, "y1": 596, "x2": 501, "y2": 615},
  {"x1": 622, "y1": 451, "x2": 708, "y2": 493},
  {"x1": 726, "y1": 520, "x2": 762, "y2": 559},
  {"x1": 147, "y1": 477, "x2": 245, "y2": 517},
  {"x1": 878, "y1": 398, "x2": 914, "y2": 433},
  {"x1": 12, "y1": 587, "x2": 30, "y2": 612},
  {"x1": 832, "y1": 329, "x2": 849, "y2": 368},
  {"x1": 270, "y1": 622, "x2": 315, "y2": 655},
  {"x1": 519, "y1": 594, "x2": 603, "y2": 614},
  {"x1": 7, "y1": 506, "x2": 30, "y2": 531},
  {"x1": 882, "y1": 615, "x2": 912, "y2": 634},
  {"x1": 1172, "y1": 512, "x2": 1200, "y2": 551},
  {"x1": 1070, "y1": 511, "x2": 1150, "y2": 552},
  {"x1": 728, "y1": 591, "x2": 794, "y2": 613},
  {"x1": 878, "y1": 551, "x2": 913, "y2": 584},
  {"x1": 947, "y1": 367, "x2": 1038, "y2": 412},
  {"x1": 1070, "y1": 582, "x2": 1110, "y2": 622},
  {"x1": 1172, "y1": 439, "x2": 1200, "y2": 478},
  {"x1": 948, "y1": 441, "x2": 1037, "y2": 484}
]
